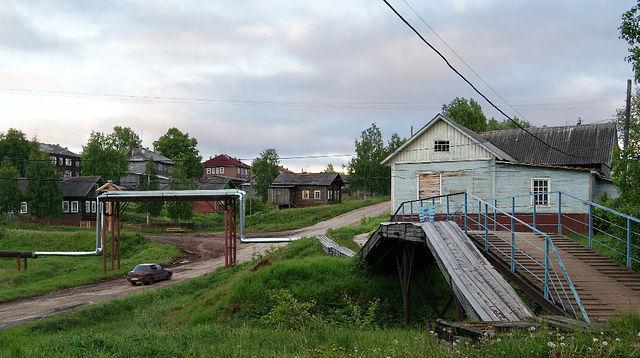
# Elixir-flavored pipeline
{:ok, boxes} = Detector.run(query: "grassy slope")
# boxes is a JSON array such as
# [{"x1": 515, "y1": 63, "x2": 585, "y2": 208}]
[
  {"x1": 2, "y1": 238, "x2": 640, "y2": 357},
  {"x1": 0, "y1": 227, "x2": 181, "y2": 303},
  {"x1": 326, "y1": 212, "x2": 390, "y2": 251}
]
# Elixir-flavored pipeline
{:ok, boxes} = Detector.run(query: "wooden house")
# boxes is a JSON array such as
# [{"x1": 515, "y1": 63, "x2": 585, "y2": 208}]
[
  {"x1": 202, "y1": 154, "x2": 251, "y2": 180},
  {"x1": 382, "y1": 114, "x2": 618, "y2": 225},
  {"x1": 39, "y1": 142, "x2": 80, "y2": 178},
  {"x1": 121, "y1": 147, "x2": 173, "y2": 189},
  {"x1": 193, "y1": 176, "x2": 246, "y2": 213},
  {"x1": 268, "y1": 172, "x2": 345, "y2": 208}
]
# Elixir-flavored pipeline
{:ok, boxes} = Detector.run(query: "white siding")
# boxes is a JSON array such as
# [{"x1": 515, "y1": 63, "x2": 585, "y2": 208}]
[{"x1": 391, "y1": 120, "x2": 493, "y2": 164}]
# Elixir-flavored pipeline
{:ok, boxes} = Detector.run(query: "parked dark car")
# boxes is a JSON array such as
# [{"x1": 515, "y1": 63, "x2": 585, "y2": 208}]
[{"x1": 127, "y1": 263, "x2": 172, "y2": 285}]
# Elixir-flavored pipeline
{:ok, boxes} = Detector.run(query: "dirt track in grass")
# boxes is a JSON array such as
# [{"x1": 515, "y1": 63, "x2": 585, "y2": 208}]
[{"x1": 0, "y1": 201, "x2": 390, "y2": 330}]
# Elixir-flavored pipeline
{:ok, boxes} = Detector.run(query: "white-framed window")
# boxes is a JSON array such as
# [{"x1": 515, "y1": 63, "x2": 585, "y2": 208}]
[
  {"x1": 302, "y1": 190, "x2": 310, "y2": 200},
  {"x1": 215, "y1": 167, "x2": 219, "y2": 174},
  {"x1": 220, "y1": 167, "x2": 224, "y2": 174},
  {"x1": 434, "y1": 140, "x2": 450, "y2": 152},
  {"x1": 531, "y1": 178, "x2": 550, "y2": 206},
  {"x1": 314, "y1": 190, "x2": 321, "y2": 200},
  {"x1": 206, "y1": 168, "x2": 212, "y2": 175},
  {"x1": 71, "y1": 201, "x2": 79, "y2": 213},
  {"x1": 65, "y1": 158, "x2": 71, "y2": 166},
  {"x1": 62, "y1": 201, "x2": 70, "y2": 213},
  {"x1": 86, "y1": 201, "x2": 91, "y2": 212},
  {"x1": 50, "y1": 156, "x2": 57, "y2": 165},
  {"x1": 328, "y1": 189, "x2": 333, "y2": 200},
  {"x1": 91, "y1": 201, "x2": 97, "y2": 213},
  {"x1": 64, "y1": 170, "x2": 72, "y2": 177},
  {"x1": 58, "y1": 157, "x2": 64, "y2": 165},
  {"x1": 20, "y1": 202, "x2": 28, "y2": 214},
  {"x1": 417, "y1": 172, "x2": 442, "y2": 200}
]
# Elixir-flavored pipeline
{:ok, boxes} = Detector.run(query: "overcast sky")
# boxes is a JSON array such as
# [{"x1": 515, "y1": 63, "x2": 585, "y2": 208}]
[{"x1": 0, "y1": 0, "x2": 633, "y2": 172}]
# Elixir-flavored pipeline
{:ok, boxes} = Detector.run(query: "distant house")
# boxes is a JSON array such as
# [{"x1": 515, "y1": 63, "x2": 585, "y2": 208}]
[
  {"x1": 382, "y1": 114, "x2": 618, "y2": 215},
  {"x1": 18, "y1": 176, "x2": 104, "y2": 221},
  {"x1": 193, "y1": 176, "x2": 246, "y2": 213},
  {"x1": 39, "y1": 142, "x2": 80, "y2": 177},
  {"x1": 121, "y1": 147, "x2": 173, "y2": 189},
  {"x1": 268, "y1": 172, "x2": 345, "y2": 208},
  {"x1": 202, "y1": 154, "x2": 251, "y2": 180}
]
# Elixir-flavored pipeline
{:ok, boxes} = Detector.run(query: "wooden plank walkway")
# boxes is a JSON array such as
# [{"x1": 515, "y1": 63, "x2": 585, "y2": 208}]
[
  {"x1": 361, "y1": 221, "x2": 534, "y2": 322},
  {"x1": 469, "y1": 231, "x2": 640, "y2": 322},
  {"x1": 316, "y1": 235, "x2": 355, "y2": 258}
]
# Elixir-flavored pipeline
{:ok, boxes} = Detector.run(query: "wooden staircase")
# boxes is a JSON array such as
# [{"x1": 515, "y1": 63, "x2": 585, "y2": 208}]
[{"x1": 468, "y1": 231, "x2": 640, "y2": 322}]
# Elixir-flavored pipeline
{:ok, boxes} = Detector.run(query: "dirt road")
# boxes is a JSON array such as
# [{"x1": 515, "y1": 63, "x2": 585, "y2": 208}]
[{"x1": 0, "y1": 201, "x2": 389, "y2": 330}]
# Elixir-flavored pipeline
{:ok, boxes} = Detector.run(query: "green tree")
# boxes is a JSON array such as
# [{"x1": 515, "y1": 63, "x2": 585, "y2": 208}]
[
  {"x1": 387, "y1": 132, "x2": 406, "y2": 154},
  {"x1": 620, "y1": 1, "x2": 640, "y2": 83},
  {"x1": 348, "y1": 123, "x2": 390, "y2": 196},
  {"x1": 137, "y1": 159, "x2": 163, "y2": 221},
  {"x1": 153, "y1": 128, "x2": 203, "y2": 178},
  {"x1": 110, "y1": 126, "x2": 142, "y2": 153},
  {"x1": 80, "y1": 131, "x2": 128, "y2": 181},
  {"x1": 166, "y1": 157, "x2": 196, "y2": 222},
  {"x1": 441, "y1": 97, "x2": 488, "y2": 132},
  {"x1": 25, "y1": 151, "x2": 62, "y2": 218},
  {"x1": 0, "y1": 159, "x2": 21, "y2": 214},
  {"x1": 611, "y1": 88, "x2": 640, "y2": 212},
  {"x1": 323, "y1": 163, "x2": 335, "y2": 173},
  {"x1": 251, "y1": 148, "x2": 280, "y2": 201},
  {"x1": 0, "y1": 128, "x2": 38, "y2": 176},
  {"x1": 487, "y1": 116, "x2": 532, "y2": 131}
]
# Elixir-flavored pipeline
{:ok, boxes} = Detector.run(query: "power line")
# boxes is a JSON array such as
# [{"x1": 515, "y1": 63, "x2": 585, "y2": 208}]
[{"x1": 381, "y1": 0, "x2": 586, "y2": 159}]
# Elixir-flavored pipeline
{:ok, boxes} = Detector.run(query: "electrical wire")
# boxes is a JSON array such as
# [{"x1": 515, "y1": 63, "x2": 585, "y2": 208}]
[{"x1": 381, "y1": 0, "x2": 587, "y2": 159}]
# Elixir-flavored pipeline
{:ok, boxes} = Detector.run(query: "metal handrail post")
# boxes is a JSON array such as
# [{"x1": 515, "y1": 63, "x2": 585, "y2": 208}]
[
  {"x1": 544, "y1": 235, "x2": 550, "y2": 300},
  {"x1": 484, "y1": 203, "x2": 489, "y2": 252},
  {"x1": 588, "y1": 204, "x2": 593, "y2": 249},
  {"x1": 511, "y1": 196, "x2": 516, "y2": 272},
  {"x1": 401, "y1": 206, "x2": 405, "y2": 222},
  {"x1": 463, "y1": 193, "x2": 468, "y2": 234},
  {"x1": 477, "y1": 200, "x2": 481, "y2": 231},
  {"x1": 493, "y1": 198, "x2": 498, "y2": 231},
  {"x1": 533, "y1": 194, "x2": 537, "y2": 230},
  {"x1": 446, "y1": 195, "x2": 450, "y2": 219},
  {"x1": 410, "y1": 202, "x2": 414, "y2": 222},
  {"x1": 627, "y1": 218, "x2": 632, "y2": 268},
  {"x1": 557, "y1": 192, "x2": 562, "y2": 236}
]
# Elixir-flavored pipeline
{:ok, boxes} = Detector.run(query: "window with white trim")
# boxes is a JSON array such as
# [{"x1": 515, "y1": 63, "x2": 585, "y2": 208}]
[
  {"x1": 50, "y1": 156, "x2": 57, "y2": 165},
  {"x1": 86, "y1": 201, "x2": 91, "y2": 212},
  {"x1": 71, "y1": 201, "x2": 79, "y2": 213},
  {"x1": 64, "y1": 170, "x2": 72, "y2": 177},
  {"x1": 434, "y1": 140, "x2": 450, "y2": 152},
  {"x1": 215, "y1": 167, "x2": 219, "y2": 174},
  {"x1": 65, "y1": 158, "x2": 72, "y2": 166},
  {"x1": 327, "y1": 189, "x2": 333, "y2": 200},
  {"x1": 531, "y1": 178, "x2": 550, "y2": 206},
  {"x1": 62, "y1": 201, "x2": 70, "y2": 213},
  {"x1": 206, "y1": 167, "x2": 212, "y2": 175},
  {"x1": 91, "y1": 201, "x2": 97, "y2": 213},
  {"x1": 220, "y1": 167, "x2": 224, "y2": 174},
  {"x1": 314, "y1": 190, "x2": 321, "y2": 200},
  {"x1": 20, "y1": 202, "x2": 28, "y2": 214},
  {"x1": 58, "y1": 157, "x2": 64, "y2": 165},
  {"x1": 302, "y1": 190, "x2": 310, "y2": 200}
]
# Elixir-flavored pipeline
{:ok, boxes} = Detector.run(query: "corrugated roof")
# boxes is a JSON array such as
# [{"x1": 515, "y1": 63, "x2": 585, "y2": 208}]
[
  {"x1": 479, "y1": 123, "x2": 617, "y2": 167},
  {"x1": 197, "y1": 176, "x2": 231, "y2": 190},
  {"x1": 17, "y1": 176, "x2": 103, "y2": 198},
  {"x1": 203, "y1": 154, "x2": 250, "y2": 169},
  {"x1": 127, "y1": 147, "x2": 173, "y2": 164},
  {"x1": 38, "y1": 143, "x2": 79, "y2": 157},
  {"x1": 271, "y1": 172, "x2": 344, "y2": 186}
]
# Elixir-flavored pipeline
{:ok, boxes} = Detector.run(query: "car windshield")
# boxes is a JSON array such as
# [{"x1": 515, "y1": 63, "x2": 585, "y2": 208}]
[{"x1": 133, "y1": 265, "x2": 148, "y2": 272}]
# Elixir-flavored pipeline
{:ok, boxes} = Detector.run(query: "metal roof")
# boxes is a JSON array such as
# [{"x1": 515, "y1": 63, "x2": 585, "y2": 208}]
[
  {"x1": 18, "y1": 176, "x2": 103, "y2": 198},
  {"x1": 126, "y1": 147, "x2": 173, "y2": 164},
  {"x1": 480, "y1": 123, "x2": 617, "y2": 167},
  {"x1": 98, "y1": 189, "x2": 245, "y2": 202},
  {"x1": 203, "y1": 154, "x2": 250, "y2": 169},
  {"x1": 271, "y1": 172, "x2": 344, "y2": 187},
  {"x1": 38, "y1": 142, "x2": 79, "y2": 157}
]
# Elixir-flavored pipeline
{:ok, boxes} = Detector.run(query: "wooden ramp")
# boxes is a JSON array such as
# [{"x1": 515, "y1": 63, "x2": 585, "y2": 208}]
[{"x1": 362, "y1": 221, "x2": 534, "y2": 322}]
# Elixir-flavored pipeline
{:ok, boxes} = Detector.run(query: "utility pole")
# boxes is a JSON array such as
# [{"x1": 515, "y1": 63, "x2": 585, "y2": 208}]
[{"x1": 624, "y1": 79, "x2": 632, "y2": 151}]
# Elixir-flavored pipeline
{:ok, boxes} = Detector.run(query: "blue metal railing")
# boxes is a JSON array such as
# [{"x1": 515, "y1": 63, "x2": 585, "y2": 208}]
[
  {"x1": 488, "y1": 191, "x2": 640, "y2": 270},
  {"x1": 391, "y1": 192, "x2": 590, "y2": 323}
]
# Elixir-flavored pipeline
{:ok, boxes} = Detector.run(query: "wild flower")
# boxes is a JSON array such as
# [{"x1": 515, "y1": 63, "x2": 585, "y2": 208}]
[
  {"x1": 559, "y1": 336, "x2": 565, "y2": 341},
  {"x1": 548, "y1": 342, "x2": 557, "y2": 349},
  {"x1": 429, "y1": 330, "x2": 434, "y2": 335},
  {"x1": 593, "y1": 338, "x2": 598, "y2": 343},
  {"x1": 393, "y1": 340, "x2": 398, "y2": 345},
  {"x1": 615, "y1": 338, "x2": 621, "y2": 342},
  {"x1": 560, "y1": 343, "x2": 566, "y2": 348},
  {"x1": 496, "y1": 338, "x2": 501, "y2": 343},
  {"x1": 602, "y1": 341, "x2": 608, "y2": 347},
  {"x1": 530, "y1": 326, "x2": 536, "y2": 331}
]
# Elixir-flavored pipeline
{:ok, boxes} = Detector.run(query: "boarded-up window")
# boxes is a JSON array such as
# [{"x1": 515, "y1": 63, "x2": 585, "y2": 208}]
[{"x1": 418, "y1": 172, "x2": 441, "y2": 199}]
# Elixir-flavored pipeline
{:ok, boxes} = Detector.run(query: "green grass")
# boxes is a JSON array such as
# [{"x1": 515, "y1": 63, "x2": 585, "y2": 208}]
[
  {"x1": 1, "y1": 238, "x2": 640, "y2": 356},
  {"x1": 245, "y1": 196, "x2": 389, "y2": 232},
  {"x1": 0, "y1": 227, "x2": 181, "y2": 303},
  {"x1": 327, "y1": 211, "x2": 390, "y2": 251}
]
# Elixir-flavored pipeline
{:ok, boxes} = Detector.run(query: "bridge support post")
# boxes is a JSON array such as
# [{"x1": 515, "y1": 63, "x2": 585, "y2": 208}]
[
  {"x1": 396, "y1": 246, "x2": 415, "y2": 325},
  {"x1": 511, "y1": 197, "x2": 515, "y2": 273},
  {"x1": 557, "y1": 192, "x2": 562, "y2": 236},
  {"x1": 627, "y1": 218, "x2": 632, "y2": 268},
  {"x1": 463, "y1": 193, "x2": 468, "y2": 234},
  {"x1": 493, "y1": 199, "x2": 497, "y2": 231},
  {"x1": 544, "y1": 236, "x2": 550, "y2": 300},
  {"x1": 588, "y1": 204, "x2": 593, "y2": 249},
  {"x1": 484, "y1": 204, "x2": 489, "y2": 252}
]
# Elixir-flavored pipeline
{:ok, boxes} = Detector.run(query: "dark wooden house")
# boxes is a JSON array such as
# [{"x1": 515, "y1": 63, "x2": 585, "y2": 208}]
[
  {"x1": 268, "y1": 172, "x2": 344, "y2": 208},
  {"x1": 39, "y1": 142, "x2": 80, "y2": 178}
]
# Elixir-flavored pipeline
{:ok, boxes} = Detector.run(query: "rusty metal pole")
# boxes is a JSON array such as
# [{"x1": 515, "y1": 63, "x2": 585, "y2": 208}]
[
  {"x1": 232, "y1": 199, "x2": 237, "y2": 265},
  {"x1": 16, "y1": 256, "x2": 20, "y2": 271},
  {"x1": 103, "y1": 208, "x2": 107, "y2": 273},
  {"x1": 110, "y1": 203, "x2": 115, "y2": 272},
  {"x1": 117, "y1": 202, "x2": 121, "y2": 271},
  {"x1": 224, "y1": 201, "x2": 229, "y2": 268}
]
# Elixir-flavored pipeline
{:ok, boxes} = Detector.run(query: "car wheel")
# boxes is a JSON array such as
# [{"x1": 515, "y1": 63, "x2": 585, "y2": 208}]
[
  {"x1": 146, "y1": 278, "x2": 154, "y2": 285},
  {"x1": 130, "y1": 282, "x2": 137, "y2": 286},
  {"x1": 167, "y1": 272, "x2": 172, "y2": 280}
]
